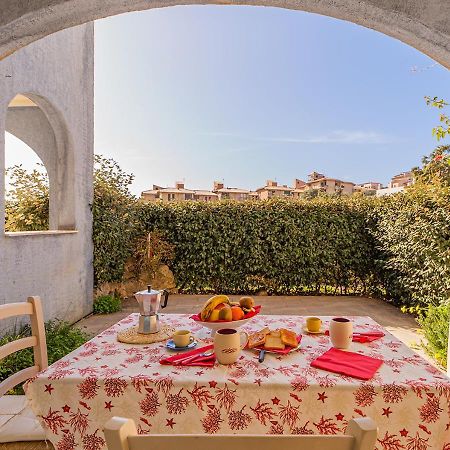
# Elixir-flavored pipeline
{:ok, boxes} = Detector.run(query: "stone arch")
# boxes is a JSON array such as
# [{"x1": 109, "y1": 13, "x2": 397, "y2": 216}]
[
  {"x1": 4, "y1": 93, "x2": 75, "y2": 230},
  {"x1": 0, "y1": 1, "x2": 450, "y2": 68}
]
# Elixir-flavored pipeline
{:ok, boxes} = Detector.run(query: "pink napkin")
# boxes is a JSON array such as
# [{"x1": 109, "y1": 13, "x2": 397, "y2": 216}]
[
  {"x1": 325, "y1": 330, "x2": 385, "y2": 343},
  {"x1": 190, "y1": 305, "x2": 262, "y2": 322},
  {"x1": 311, "y1": 348, "x2": 383, "y2": 380},
  {"x1": 160, "y1": 344, "x2": 215, "y2": 367}
]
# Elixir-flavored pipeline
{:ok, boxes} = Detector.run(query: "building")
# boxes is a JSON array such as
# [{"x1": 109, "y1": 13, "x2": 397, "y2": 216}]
[
  {"x1": 256, "y1": 180, "x2": 293, "y2": 200},
  {"x1": 389, "y1": 172, "x2": 413, "y2": 188},
  {"x1": 376, "y1": 186, "x2": 405, "y2": 197},
  {"x1": 141, "y1": 181, "x2": 218, "y2": 202},
  {"x1": 194, "y1": 190, "x2": 220, "y2": 202},
  {"x1": 358, "y1": 182, "x2": 383, "y2": 190},
  {"x1": 375, "y1": 172, "x2": 413, "y2": 197},
  {"x1": 215, "y1": 187, "x2": 251, "y2": 201},
  {"x1": 212, "y1": 181, "x2": 255, "y2": 201},
  {"x1": 292, "y1": 173, "x2": 355, "y2": 196}
]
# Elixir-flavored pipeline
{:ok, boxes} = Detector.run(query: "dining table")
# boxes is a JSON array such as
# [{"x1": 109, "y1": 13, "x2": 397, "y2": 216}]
[{"x1": 25, "y1": 313, "x2": 450, "y2": 450}]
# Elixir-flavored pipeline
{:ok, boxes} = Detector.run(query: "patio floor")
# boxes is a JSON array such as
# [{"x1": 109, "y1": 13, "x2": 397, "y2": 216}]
[{"x1": 0, "y1": 295, "x2": 433, "y2": 450}]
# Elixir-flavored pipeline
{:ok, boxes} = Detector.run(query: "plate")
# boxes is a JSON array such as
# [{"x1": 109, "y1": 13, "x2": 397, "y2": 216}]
[
  {"x1": 302, "y1": 326, "x2": 325, "y2": 335},
  {"x1": 166, "y1": 339, "x2": 198, "y2": 351},
  {"x1": 191, "y1": 306, "x2": 261, "y2": 335},
  {"x1": 249, "y1": 335, "x2": 302, "y2": 355}
]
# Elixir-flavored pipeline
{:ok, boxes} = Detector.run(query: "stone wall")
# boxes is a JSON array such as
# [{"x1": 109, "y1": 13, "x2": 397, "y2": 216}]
[{"x1": 0, "y1": 24, "x2": 94, "y2": 331}]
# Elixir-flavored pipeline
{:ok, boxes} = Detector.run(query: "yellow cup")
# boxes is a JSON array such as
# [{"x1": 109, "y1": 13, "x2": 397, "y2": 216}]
[
  {"x1": 306, "y1": 317, "x2": 322, "y2": 333},
  {"x1": 172, "y1": 330, "x2": 193, "y2": 347}
]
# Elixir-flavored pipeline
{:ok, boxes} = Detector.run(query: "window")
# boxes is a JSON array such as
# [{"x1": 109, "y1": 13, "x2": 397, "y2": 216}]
[{"x1": 4, "y1": 94, "x2": 74, "y2": 233}]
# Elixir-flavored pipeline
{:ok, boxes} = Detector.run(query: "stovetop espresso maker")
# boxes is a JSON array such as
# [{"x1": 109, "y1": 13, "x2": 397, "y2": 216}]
[{"x1": 134, "y1": 285, "x2": 169, "y2": 334}]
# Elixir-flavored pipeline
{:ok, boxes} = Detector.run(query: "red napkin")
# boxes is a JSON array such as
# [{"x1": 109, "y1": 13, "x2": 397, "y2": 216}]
[
  {"x1": 325, "y1": 330, "x2": 385, "y2": 343},
  {"x1": 190, "y1": 305, "x2": 262, "y2": 322},
  {"x1": 311, "y1": 348, "x2": 383, "y2": 380},
  {"x1": 253, "y1": 335, "x2": 302, "y2": 355},
  {"x1": 160, "y1": 345, "x2": 215, "y2": 367}
]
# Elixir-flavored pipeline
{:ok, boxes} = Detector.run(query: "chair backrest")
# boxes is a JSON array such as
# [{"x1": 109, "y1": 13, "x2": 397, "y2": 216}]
[
  {"x1": 0, "y1": 296, "x2": 48, "y2": 396},
  {"x1": 104, "y1": 416, "x2": 377, "y2": 450}
]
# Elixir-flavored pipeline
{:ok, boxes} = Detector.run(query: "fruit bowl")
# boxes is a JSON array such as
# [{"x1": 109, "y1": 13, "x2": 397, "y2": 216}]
[{"x1": 190, "y1": 305, "x2": 261, "y2": 335}]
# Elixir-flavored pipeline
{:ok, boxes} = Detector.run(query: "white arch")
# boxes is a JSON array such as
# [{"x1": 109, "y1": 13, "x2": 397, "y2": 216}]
[{"x1": 0, "y1": 0, "x2": 450, "y2": 68}]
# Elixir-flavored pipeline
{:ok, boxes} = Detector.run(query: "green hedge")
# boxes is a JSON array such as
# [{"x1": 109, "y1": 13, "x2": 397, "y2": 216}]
[
  {"x1": 135, "y1": 197, "x2": 383, "y2": 295},
  {"x1": 93, "y1": 195, "x2": 400, "y2": 296},
  {"x1": 371, "y1": 187, "x2": 450, "y2": 308},
  {"x1": 418, "y1": 304, "x2": 449, "y2": 367}
]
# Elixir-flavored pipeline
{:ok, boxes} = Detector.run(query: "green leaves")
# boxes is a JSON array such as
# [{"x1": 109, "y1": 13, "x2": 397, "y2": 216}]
[
  {"x1": 93, "y1": 294, "x2": 122, "y2": 314},
  {"x1": 0, "y1": 321, "x2": 90, "y2": 394},
  {"x1": 5, "y1": 163, "x2": 49, "y2": 231},
  {"x1": 128, "y1": 197, "x2": 382, "y2": 295}
]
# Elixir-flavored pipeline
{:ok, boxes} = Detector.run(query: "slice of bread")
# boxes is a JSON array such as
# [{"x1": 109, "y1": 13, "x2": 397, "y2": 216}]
[
  {"x1": 280, "y1": 328, "x2": 298, "y2": 348},
  {"x1": 248, "y1": 327, "x2": 270, "y2": 349},
  {"x1": 264, "y1": 335, "x2": 285, "y2": 350}
]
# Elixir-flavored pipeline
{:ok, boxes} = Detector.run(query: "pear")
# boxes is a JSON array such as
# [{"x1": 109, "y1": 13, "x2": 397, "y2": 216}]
[{"x1": 218, "y1": 305, "x2": 232, "y2": 321}]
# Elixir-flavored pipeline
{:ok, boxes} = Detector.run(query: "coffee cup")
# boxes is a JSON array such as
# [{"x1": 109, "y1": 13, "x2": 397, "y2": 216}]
[
  {"x1": 214, "y1": 328, "x2": 248, "y2": 365},
  {"x1": 306, "y1": 317, "x2": 322, "y2": 333},
  {"x1": 329, "y1": 317, "x2": 353, "y2": 350},
  {"x1": 172, "y1": 330, "x2": 193, "y2": 348}
]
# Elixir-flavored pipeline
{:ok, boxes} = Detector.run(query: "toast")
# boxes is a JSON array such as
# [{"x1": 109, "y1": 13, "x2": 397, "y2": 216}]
[
  {"x1": 264, "y1": 334, "x2": 285, "y2": 350},
  {"x1": 248, "y1": 327, "x2": 270, "y2": 349},
  {"x1": 280, "y1": 328, "x2": 298, "y2": 348}
]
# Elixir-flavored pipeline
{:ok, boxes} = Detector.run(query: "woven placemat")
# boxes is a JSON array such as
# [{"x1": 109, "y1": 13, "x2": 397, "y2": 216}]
[{"x1": 117, "y1": 325, "x2": 175, "y2": 344}]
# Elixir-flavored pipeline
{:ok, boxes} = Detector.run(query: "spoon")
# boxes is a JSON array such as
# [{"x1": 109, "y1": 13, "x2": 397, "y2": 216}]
[{"x1": 176, "y1": 351, "x2": 214, "y2": 365}]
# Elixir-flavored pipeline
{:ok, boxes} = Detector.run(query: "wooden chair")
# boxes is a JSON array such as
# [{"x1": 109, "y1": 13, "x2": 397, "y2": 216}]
[
  {"x1": 0, "y1": 296, "x2": 48, "y2": 443},
  {"x1": 104, "y1": 416, "x2": 378, "y2": 450}
]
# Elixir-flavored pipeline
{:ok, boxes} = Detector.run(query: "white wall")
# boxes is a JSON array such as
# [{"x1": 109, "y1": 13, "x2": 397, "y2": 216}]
[{"x1": 0, "y1": 24, "x2": 94, "y2": 331}]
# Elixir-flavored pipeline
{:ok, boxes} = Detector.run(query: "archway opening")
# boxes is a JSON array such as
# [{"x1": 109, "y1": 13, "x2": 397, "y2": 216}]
[{"x1": 4, "y1": 93, "x2": 75, "y2": 232}]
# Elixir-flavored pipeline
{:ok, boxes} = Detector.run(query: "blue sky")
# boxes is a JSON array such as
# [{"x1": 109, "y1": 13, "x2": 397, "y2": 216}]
[{"x1": 6, "y1": 6, "x2": 450, "y2": 194}]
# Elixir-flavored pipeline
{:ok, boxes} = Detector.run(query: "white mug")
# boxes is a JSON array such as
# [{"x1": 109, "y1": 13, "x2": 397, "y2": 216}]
[
  {"x1": 329, "y1": 317, "x2": 353, "y2": 350},
  {"x1": 214, "y1": 328, "x2": 248, "y2": 365}
]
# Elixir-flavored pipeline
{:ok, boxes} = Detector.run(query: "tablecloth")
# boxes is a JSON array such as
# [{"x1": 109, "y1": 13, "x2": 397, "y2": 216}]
[{"x1": 25, "y1": 314, "x2": 450, "y2": 450}]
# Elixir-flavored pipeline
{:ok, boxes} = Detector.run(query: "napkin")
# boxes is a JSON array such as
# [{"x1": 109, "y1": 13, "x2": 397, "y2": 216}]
[
  {"x1": 325, "y1": 330, "x2": 385, "y2": 343},
  {"x1": 311, "y1": 348, "x2": 383, "y2": 380},
  {"x1": 160, "y1": 344, "x2": 215, "y2": 367},
  {"x1": 191, "y1": 305, "x2": 262, "y2": 322}
]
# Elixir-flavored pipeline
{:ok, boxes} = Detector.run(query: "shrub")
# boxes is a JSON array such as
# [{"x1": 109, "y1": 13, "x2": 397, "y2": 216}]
[
  {"x1": 418, "y1": 303, "x2": 449, "y2": 368},
  {"x1": 0, "y1": 321, "x2": 90, "y2": 394},
  {"x1": 5, "y1": 164, "x2": 49, "y2": 231},
  {"x1": 93, "y1": 294, "x2": 122, "y2": 314},
  {"x1": 92, "y1": 155, "x2": 139, "y2": 285},
  {"x1": 135, "y1": 196, "x2": 385, "y2": 295}
]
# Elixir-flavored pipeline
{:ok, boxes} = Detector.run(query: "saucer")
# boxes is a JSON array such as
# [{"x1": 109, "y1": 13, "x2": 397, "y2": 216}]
[
  {"x1": 302, "y1": 326, "x2": 325, "y2": 335},
  {"x1": 166, "y1": 339, "x2": 198, "y2": 351}
]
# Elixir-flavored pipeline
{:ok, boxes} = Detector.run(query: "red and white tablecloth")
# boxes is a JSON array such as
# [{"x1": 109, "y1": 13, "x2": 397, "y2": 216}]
[{"x1": 25, "y1": 314, "x2": 450, "y2": 450}]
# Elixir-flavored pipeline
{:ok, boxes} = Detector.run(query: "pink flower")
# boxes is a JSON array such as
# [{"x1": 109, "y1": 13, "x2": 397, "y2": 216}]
[{"x1": 434, "y1": 154, "x2": 444, "y2": 161}]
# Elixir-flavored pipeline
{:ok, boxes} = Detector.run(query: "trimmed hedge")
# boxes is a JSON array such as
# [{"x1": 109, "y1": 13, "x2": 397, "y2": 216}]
[
  {"x1": 135, "y1": 197, "x2": 383, "y2": 295},
  {"x1": 93, "y1": 195, "x2": 402, "y2": 297}
]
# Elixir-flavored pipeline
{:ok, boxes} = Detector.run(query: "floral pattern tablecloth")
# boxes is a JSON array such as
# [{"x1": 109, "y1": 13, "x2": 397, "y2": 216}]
[{"x1": 25, "y1": 314, "x2": 450, "y2": 450}]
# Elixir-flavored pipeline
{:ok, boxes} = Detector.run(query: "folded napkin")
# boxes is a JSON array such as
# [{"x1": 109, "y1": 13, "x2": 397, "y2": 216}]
[
  {"x1": 325, "y1": 330, "x2": 385, "y2": 343},
  {"x1": 191, "y1": 305, "x2": 262, "y2": 322},
  {"x1": 160, "y1": 344, "x2": 215, "y2": 367},
  {"x1": 311, "y1": 348, "x2": 383, "y2": 380}
]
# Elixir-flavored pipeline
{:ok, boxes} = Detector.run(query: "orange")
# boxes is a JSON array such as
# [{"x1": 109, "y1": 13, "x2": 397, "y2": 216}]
[{"x1": 231, "y1": 306, "x2": 245, "y2": 321}]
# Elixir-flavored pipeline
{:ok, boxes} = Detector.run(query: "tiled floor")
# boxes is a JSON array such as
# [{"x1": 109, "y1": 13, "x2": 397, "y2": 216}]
[{"x1": 0, "y1": 294, "x2": 434, "y2": 450}]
